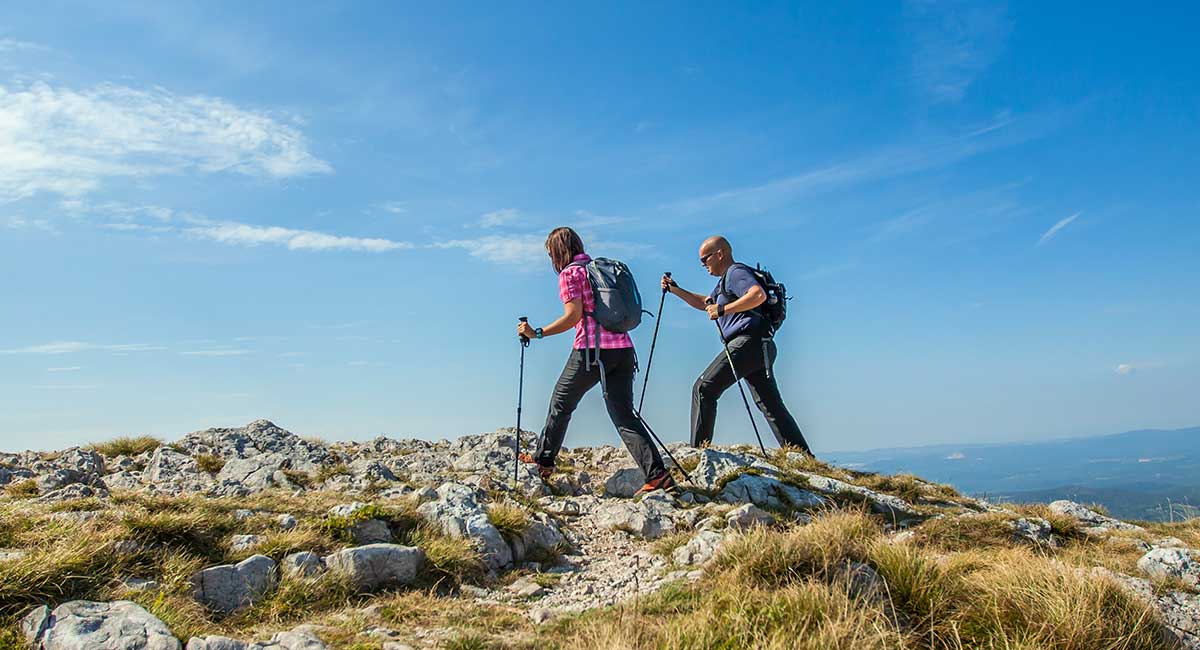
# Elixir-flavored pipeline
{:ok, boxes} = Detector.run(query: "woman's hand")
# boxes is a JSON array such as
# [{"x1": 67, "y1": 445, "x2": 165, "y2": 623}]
[{"x1": 518, "y1": 322, "x2": 538, "y2": 340}]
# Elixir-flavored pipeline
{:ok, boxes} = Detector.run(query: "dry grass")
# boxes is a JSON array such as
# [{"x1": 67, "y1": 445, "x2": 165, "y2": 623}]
[
  {"x1": 88, "y1": 436, "x2": 162, "y2": 458},
  {"x1": 912, "y1": 512, "x2": 1022, "y2": 552},
  {"x1": 487, "y1": 503, "x2": 531, "y2": 539},
  {"x1": 4, "y1": 480, "x2": 39, "y2": 499},
  {"x1": 194, "y1": 454, "x2": 226, "y2": 475}
]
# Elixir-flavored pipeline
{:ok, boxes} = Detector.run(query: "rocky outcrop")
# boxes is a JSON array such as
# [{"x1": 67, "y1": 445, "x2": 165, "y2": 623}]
[
  {"x1": 23, "y1": 600, "x2": 180, "y2": 650},
  {"x1": 191, "y1": 555, "x2": 278, "y2": 614},
  {"x1": 1049, "y1": 500, "x2": 1145, "y2": 535},
  {"x1": 672, "y1": 530, "x2": 726, "y2": 565},
  {"x1": 418, "y1": 483, "x2": 512, "y2": 570},
  {"x1": 186, "y1": 628, "x2": 329, "y2": 650},
  {"x1": 1138, "y1": 548, "x2": 1200, "y2": 590},
  {"x1": 596, "y1": 491, "x2": 679, "y2": 539},
  {"x1": 324, "y1": 544, "x2": 424, "y2": 591}
]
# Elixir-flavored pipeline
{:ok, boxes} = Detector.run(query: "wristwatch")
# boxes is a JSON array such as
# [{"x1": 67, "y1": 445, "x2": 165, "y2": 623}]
[
  {"x1": 716, "y1": 304, "x2": 725, "y2": 317},
  {"x1": 535, "y1": 327, "x2": 544, "y2": 339}
]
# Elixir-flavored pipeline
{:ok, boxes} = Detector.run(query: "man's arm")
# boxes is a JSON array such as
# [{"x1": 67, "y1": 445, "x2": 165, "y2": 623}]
[{"x1": 661, "y1": 274, "x2": 709, "y2": 311}]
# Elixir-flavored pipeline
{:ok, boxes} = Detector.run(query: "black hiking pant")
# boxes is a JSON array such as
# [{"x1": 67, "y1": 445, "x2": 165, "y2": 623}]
[
  {"x1": 691, "y1": 333, "x2": 813, "y2": 453},
  {"x1": 535, "y1": 347, "x2": 667, "y2": 481}
]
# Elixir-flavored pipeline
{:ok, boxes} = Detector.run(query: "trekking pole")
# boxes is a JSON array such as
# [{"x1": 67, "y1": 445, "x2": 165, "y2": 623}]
[
  {"x1": 514, "y1": 316, "x2": 530, "y2": 488},
  {"x1": 638, "y1": 272, "x2": 670, "y2": 413},
  {"x1": 710, "y1": 309, "x2": 768, "y2": 456}
]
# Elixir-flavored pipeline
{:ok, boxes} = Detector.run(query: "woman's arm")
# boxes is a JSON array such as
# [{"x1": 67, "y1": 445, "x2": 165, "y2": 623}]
[{"x1": 517, "y1": 299, "x2": 583, "y2": 339}]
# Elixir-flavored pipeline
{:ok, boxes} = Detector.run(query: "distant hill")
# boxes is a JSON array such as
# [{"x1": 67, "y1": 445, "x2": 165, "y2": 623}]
[{"x1": 827, "y1": 426, "x2": 1200, "y2": 521}]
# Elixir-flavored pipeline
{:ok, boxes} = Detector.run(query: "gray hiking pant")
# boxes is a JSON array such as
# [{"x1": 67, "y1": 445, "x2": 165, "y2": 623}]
[
  {"x1": 535, "y1": 347, "x2": 667, "y2": 481},
  {"x1": 691, "y1": 334, "x2": 812, "y2": 453}
]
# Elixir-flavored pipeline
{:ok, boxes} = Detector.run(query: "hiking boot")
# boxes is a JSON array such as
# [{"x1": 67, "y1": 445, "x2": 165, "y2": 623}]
[
  {"x1": 518, "y1": 453, "x2": 554, "y2": 480},
  {"x1": 635, "y1": 472, "x2": 676, "y2": 496}
]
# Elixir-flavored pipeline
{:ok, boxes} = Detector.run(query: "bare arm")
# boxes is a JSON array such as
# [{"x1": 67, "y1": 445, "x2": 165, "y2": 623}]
[
  {"x1": 517, "y1": 299, "x2": 582, "y2": 340},
  {"x1": 662, "y1": 274, "x2": 710, "y2": 311},
  {"x1": 722, "y1": 284, "x2": 766, "y2": 315}
]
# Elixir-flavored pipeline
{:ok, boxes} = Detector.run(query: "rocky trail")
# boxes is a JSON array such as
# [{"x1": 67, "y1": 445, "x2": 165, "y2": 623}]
[{"x1": 2, "y1": 419, "x2": 1199, "y2": 649}]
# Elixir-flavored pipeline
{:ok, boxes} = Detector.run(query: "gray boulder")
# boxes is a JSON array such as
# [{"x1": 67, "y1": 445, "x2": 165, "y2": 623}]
[
  {"x1": 418, "y1": 482, "x2": 512, "y2": 570},
  {"x1": 230, "y1": 535, "x2": 265, "y2": 553},
  {"x1": 1138, "y1": 548, "x2": 1200, "y2": 590},
  {"x1": 278, "y1": 514, "x2": 298, "y2": 530},
  {"x1": 596, "y1": 490, "x2": 678, "y2": 539},
  {"x1": 58, "y1": 448, "x2": 106, "y2": 476},
  {"x1": 36, "y1": 469, "x2": 82, "y2": 492},
  {"x1": 603, "y1": 467, "x2": 645, "y2": 498},
  {"x1": 38, "y1": 483, "x2": 109, "y2": 503},
  {"x1": 693, "y1": 449, "x2": 778, "y2": 491},
  {"x1": 350, "y1": 519, "x2": 392, "y2": 545},
  {"x1": 186, "y1": 629, "x2": 329, "y2": 650},
  {"x1": 1008, "y1": 517, "x2": 1054, "y2": 546},
  {"x1": 725, "y1": 503, "x2": 776, "y2": 529},
  {"x1": 1049, "y1": 500, "x2": 1144, "y2": 534},
  {"x1": 324, "y1": 544, "x2": 424, "y2": 591},
  {"x1": 217, "y1": 454, "x2": 288, "y2": 490},
  {"x1": 175, "y1": 420, "x2": 332, "y2": 472},
  {"x1": 282, "y1": 552, "x2": 326, "y2": 579},
  {"x1": 720, "y1": 474, "x2": 826, "y2": 510},
  {"x1": 24, "y1": 600, "x2": 180, "y2": 650},
  {"x1": 672, "y1": 530, "x2": 726, "y2": 565},
  {"x1": 191, "y1": 555, "x2": 278, "y2": 614},
  {"x1": 143, "y1": 447, "x2": 201, "y2": 483},
  {"x1": 797, "y1": 472, "x2": 923, "y2": 522}
]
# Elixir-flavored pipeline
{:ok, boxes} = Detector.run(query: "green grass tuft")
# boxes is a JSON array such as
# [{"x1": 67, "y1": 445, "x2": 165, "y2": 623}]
[{"x1": 88, "y1": 436, "x2": 162, "y2": 458}]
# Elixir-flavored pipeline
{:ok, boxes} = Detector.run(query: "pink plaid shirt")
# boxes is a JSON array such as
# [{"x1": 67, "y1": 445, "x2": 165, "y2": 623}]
[{"x1": 560, "y1": 254, "x2": 634, "y2": 350}]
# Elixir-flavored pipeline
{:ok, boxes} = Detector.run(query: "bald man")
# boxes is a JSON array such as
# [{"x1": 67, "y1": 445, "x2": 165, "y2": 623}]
[{"x1": 662, "y1": 236, "x2": 813, "y2": 453}]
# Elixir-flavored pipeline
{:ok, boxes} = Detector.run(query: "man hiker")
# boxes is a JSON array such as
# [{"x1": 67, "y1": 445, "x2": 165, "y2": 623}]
[
  {"x1": 517, "y1": 227, "x2": 676, "y2": 495},
  {"x1": 661, "y1": 235, "x2": 814, "y2": 454}
]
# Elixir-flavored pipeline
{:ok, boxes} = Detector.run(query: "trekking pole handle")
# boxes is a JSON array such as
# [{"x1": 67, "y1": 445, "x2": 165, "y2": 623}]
[
  {"x1": 518, "y1": 316, "x2": 529, "y2": 344},
  {"x1": 662, "y1": 271, "x2": 673, "y2": 294}
]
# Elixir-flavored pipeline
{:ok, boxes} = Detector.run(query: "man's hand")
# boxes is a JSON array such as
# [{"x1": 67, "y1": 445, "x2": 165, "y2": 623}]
[
  {"x1": 705, "y1": 303, "x2": 721, "y2": 320},
  {"x1": 517, "y1": 322, "x2": 537, "y2": 340},
  {"x1": 660, "y1": 274, "x2": 677, "y2": 293}
]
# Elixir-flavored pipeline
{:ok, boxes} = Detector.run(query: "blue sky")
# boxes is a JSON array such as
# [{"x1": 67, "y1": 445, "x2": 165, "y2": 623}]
[{"x1": 1, "y1": 1, "x2": 1197, "y2": 452}]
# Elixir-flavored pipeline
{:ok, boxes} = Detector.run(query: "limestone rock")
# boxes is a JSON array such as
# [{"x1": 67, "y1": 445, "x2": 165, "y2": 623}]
[
  {"x1": 596, "y1": 490, "x2": 678, "y2": 539},
  {"x1": 282, "y1": 552, "x2": 326, "y2": 579},
  {"x1": 603, "y1": 467, "x2": 645, "y2": 498},
  {"x1": 217, "y1": 454, "x2": 288, "y2": 490},
  {"x1": 672, "y1": 530, "x2": 726, "y2": 565},
  {"x1": 797, "y1": 472, "x2": 923, "y2": 522},
  {"x1": 191, "y1": 555, "x2": 278, "y2": 614},
  {"x1": 143, "y1": 447, "x2": 201, "y2": 483},
  {"x1": 1049, "y1": 500, "x2": 1144, "y2": 534},
  {"x1": 692, "y1": 449, "x2": 778, "y2": 491},
  {"x1": 720, "y1": 474, "x2": 826, "y2": 510},
  {"x1": 418, "y1": 482, "x2": 512, "y2": 570},
  {"x1": 24, "y1": 600, "x2": 180, "y2": 650},
  {"x1": 1138, "y1": 548, "x2": 1200, "y2": 590},
  {"x1": 324, "y1": 544, "x2": 424, "y2": 591},
  {"x1": 725, "y1": 503, "x2": 776, "y2": 529}
]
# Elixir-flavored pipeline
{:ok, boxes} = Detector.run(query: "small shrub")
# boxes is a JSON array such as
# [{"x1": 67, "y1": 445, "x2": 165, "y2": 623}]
[
  {"x1": 88, "y1": 436, "x2": 162, "y2": 458},
  {"x1": 194, "y1": 453, "x2": 225, "y2": 475},
  {"x1": 4, "y1": 480, "x2": 38, "y2": 498},
  {"x1": 410, "y1": 526, "x2": 485, "y2": 585},
  {"x1": 486, "y1": 503, "x2": 530, "y2": 539},
  {"x1": 321, "y1": 502, "x2": 422, "y2": 544},
  {"x1": 315, "y1": 463, "x2": 351, "y2": 483}
]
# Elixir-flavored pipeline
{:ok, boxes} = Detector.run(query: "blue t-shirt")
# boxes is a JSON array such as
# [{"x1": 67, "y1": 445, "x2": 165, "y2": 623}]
[{"x1": 709, "y1": 264, "x2": 764, "y2": 340}]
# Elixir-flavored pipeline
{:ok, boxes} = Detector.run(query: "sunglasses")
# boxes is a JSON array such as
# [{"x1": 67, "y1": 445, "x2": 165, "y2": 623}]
[{"x1": 700, "y1": 251, "x2": 717, "y2": 265}]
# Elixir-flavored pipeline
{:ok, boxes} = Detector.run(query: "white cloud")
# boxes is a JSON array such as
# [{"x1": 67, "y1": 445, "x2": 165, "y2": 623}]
[
  {"x1": 187, "y1": 222, "x2": 412, "y2": 253},
  {"x1": 432, "y1": 234, "x2": 545, "y2": 265},
  {"x1": 906, "y1": 0, "x2": 1010, "y2": 103},
  {"x1": 180, "y1": 349, "x2": 252, "y2": 357},
  {"x1": 377, "y1": 201, "x2": 407, "y2": 215},
  {"x1": 0, "y1": 341, "x2": 164, "y2": 354},
  {"x1": 4, "y1": 215, "x2": 58, "y2": 233},
  {"x1": 1037, "y1": 212, "x2": 1080, "y2": 246},
  {"x1": 0, "y1": 81, "x2": 331, "y2": 200},
  {"x1": 0, "y1": 39, "x2": 46, "y2": 53},
  {"x1": 102, "y1": 222, "x2": 174, "y2": 233},
  {"x1": 46, "y1": 366, "x2": 82, "y2": 372},
  {"x1": 1116, "y1": 363, "x2": 1136, "y2": 375},
  {"x1": 478, "y1": 208, "x2": 519, "y2": 228}
]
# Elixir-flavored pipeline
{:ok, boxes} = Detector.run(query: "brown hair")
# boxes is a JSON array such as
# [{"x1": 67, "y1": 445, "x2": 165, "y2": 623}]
[{"x1": 545, "y1": 227, "x2": 586, "y2": 273}]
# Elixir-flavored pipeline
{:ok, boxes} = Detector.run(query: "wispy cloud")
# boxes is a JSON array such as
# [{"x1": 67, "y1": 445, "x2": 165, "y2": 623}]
[
  {"x1": 376, "y1": 201, "x2": 407, "y2": 215},
  {"x1": 0, "y1": 341, "x2": 165, "y2": 355},
  {"x1": 669, "y1": 115, "x2": 1050, "y2": 217},
  {"x1": 4, "y1": 215, "x2": 59, "y2": 233},
  {"x1": 1115, "y1": 361, "x2": 1165, "y2": 375},
  {"x1": 432, "y1": 234, "x2": 545, "y2": 265},
  {"x1": 33, "y1": 384, "x2": 98, "y2": 390},
  {"x1": 180, "y1": 349, "x2": 252, "y2": 357},
  {"x1": 0, "y1": 80, "x2": 331, "y2": 200},
  {"x1": 0, "y1": 39, "x2": 46, "y2": 53},
  {"x1": 1037, "y1": 212, "x2": 1080, "y2": 246},
  {"x1": 477, "y1": 208, "x2": 519, "y2": 228},
  {"x1": 46, "y1": 366, "x2": 82, "y2": 372},
  {"x1": 906, "y1": 0, "x2": 1010, "y2": 103},
  {"x1": 187, "y1": 222, "x2": 412, "y2": 253}
]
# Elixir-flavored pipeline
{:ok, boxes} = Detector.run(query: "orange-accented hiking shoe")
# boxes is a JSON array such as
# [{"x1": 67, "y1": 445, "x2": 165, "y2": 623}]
[
  {"x1": 635, "y1": 472, "x2": 676, "y2": 496},
  {"x1": 517, "y1": 452, "x2": 554, "y2": 480}
]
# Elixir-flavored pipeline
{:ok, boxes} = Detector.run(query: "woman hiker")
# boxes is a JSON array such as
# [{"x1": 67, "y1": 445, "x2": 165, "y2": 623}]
[{"x1": 516, "y1": 226, "x2": 675, "y2": 496}]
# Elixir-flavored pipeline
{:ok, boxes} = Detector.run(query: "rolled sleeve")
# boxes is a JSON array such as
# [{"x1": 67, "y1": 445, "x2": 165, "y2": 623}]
[{"x1": 559, "y1": 268, "x2": 584, "y2": 303}]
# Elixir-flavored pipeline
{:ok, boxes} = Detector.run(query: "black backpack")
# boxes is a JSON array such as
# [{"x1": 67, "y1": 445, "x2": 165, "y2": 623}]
[{"x1": 720, "y1": 263, "x2": 788, "y2": 334}]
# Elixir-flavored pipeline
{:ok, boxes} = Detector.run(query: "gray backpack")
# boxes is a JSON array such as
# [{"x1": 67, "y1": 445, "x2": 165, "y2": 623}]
[{"x1": 569, "y1": 257, "x2": 645, "y2": 334}]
